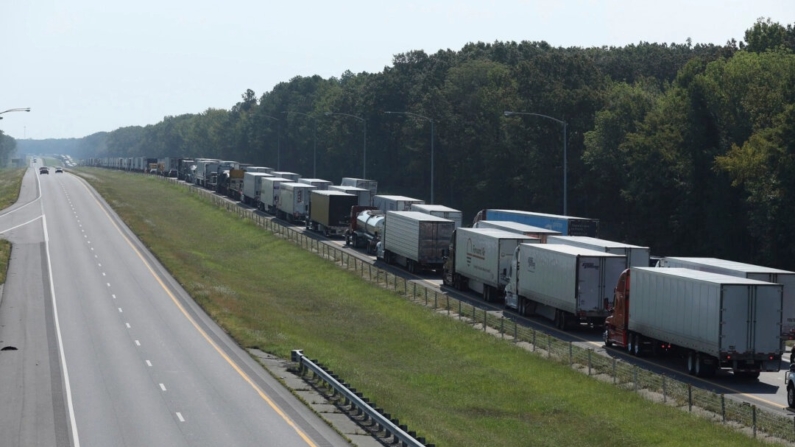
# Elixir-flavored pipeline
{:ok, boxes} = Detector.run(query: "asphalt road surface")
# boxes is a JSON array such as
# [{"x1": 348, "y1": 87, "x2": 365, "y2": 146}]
[{"x1": 0, "y1": 164, "x2": 351, "y2": 447}]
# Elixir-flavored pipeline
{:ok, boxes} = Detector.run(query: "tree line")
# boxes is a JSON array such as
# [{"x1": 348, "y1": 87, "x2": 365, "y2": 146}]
[{"x1": 31, "y1": 18, "x2": 795, "y2": 269}]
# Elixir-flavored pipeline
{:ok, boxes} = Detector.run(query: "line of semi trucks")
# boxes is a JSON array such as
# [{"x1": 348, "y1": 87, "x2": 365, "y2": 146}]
[{"x1": 85, "y1": 156, "x2": 795, "y2": 382}]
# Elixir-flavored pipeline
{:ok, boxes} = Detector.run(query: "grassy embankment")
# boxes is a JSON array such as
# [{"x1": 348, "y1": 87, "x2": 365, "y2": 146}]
[
  {"x1": 78, "y1": 168, "x2": 764, "y2": 447},
  {"x1": 0, "y1": 168, "x2": 26, "y2": 283}
]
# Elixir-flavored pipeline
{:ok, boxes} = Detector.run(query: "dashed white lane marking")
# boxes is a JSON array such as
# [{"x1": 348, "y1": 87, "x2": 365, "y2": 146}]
[
  {"x1": 159, "y1": 383, "x2": 167, "y2": 392},
  {"x1": 146, "y1": 360, "x2": 152, "y2": 367},
  {"x1": 125, "y1": 323, "x2": 130, "y2": 328},
  {"x1": 134, "y1": 340, "x2": 140, "y2": 346},
  {"x1": 118, "y1": 308, "x2": 123, "y2": 313},
  {"x1": 176, "y1": 412, "x2": 185, "y2": 422},
  {"x1": 106, "y1": 283, "x2": 110, "y2": 287},
  {"x1": 98, "y1": 263, "x2": 101, "y2": 267},
  {"x1": 112, "y1": 294, "x2": 116, "y2": 299},
  {"x1": 102, "y1": 272, "x2": 106, "y2": 277}
]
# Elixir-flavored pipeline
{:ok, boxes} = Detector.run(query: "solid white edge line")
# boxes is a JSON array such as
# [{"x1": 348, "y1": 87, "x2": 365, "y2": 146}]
[{"x1": 41, "y1": 213, "x2": 81, "y2": 446}]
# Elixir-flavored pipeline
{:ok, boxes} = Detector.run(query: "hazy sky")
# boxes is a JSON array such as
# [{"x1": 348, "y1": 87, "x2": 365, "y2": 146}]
[{"x1": 1, "y1": 0, "x2": 793, "y2": 140}]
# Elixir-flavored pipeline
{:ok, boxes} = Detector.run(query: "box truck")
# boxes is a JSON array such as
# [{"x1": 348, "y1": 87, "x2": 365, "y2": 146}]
[
  {"x1": 277, "y1": 182, "x2": 316, "y2": 223},
  {"x1": 299, "y1": 178, "x2": 332, "y2": 190},
  {"x1": 505, "y1": 244, "x2": 626, "y2": 328},
  {"x1": 271, "y1": 171, "x2": 301, "y2": 182},
  {"x1": 381, "y1": 211, "x2": 455, "y2": 273},
  {"x1": 341, "y1": 177, "x2": 377, "y2": 204},
  {"x1": 307, "y1": 190, "x2": 359, "y2": 237},
  {"x1": 443, "y1": 228, "x2": 538, "y2": 302},
  {"x1": 605, "y1": 267, "x2": 783, "y2": 378},
  {"x1": 260, "y1": 177, "x2": 290, "y2": 213},
  {"x1": 329, "y1": 185, "x2": 371, "y2": 207},
  {"x1": 242, "y1": 172, "x2": 273, "y2": 206}
]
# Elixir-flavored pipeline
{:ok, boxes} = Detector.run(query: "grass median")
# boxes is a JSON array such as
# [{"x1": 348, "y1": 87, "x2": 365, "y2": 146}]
[
  {"x1": 78, "y1": 168, "x2": 763, "y2": 446},
  {"x1": 0, "y1": 167, "x2": 26, "y2": 284}
]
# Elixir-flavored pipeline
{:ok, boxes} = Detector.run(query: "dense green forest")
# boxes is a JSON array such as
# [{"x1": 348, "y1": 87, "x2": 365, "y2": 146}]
[
  {"x1": 25, "y1": 18, "x2": 795, "y2": 269},
  {"x1": 0, "y1": 130, "x2": 17, "y2": 166}
]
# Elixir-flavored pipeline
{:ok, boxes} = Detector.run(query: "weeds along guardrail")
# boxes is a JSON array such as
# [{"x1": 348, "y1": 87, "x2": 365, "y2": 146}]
[{"x1": 160, "y1": 176, "x2": 795, "y2": 444}]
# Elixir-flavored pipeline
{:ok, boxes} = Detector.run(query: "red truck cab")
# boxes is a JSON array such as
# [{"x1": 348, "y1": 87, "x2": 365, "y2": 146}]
[{"x1": 604, "y1": 269, "x2": 630, "y2": 348}]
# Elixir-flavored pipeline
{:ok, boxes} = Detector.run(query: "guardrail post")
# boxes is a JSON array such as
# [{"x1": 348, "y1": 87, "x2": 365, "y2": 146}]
[
  {"x1": 688, "y1": 385, "x2": 692, "y2": 412},
  {"x1": 483, "y1": 310, "x2": 486, "y2": 331},
  {"x1": 588, "y1": 349, "x2": 592, "y2": 375},
  {"x1": 612, "y1": 358, "x2": 617, "y2": 384},
  {"x1": 501, "y1": 317, "x2": 504, "y2": 339},
  {"x1": 752, "y1": 405, "x2": 756, "y2": 438},
  {"x1": 458, "y1": 300, "x2": 462, "y2": 320},
  {"x1": 435, "y1": 292, "x2": 439, "y2": 310},
  {"x1": 568, "y1": 342, "x2": 573, "y2": 366},
  {"x1": 513, "y1": 322, "x2": 517, "y2": 343},
  {"x1": 633, "y1": 366, "x2": 638, "y2": 392},
  {"x1": 547, "y1": 335, "x2": 551, "y2": 358},
  {"x1": 532, "y1": 329, "x2": 536, "y2": 352},
  {"x1": 425, "y1": 288, "x2": 428, "y2": 305},
  {"x1": 721, "y1": 394, "x2": 726, "y2": 422},
  {"x1": 662, "y1": 375, "x2": 666, "y2": 403}
]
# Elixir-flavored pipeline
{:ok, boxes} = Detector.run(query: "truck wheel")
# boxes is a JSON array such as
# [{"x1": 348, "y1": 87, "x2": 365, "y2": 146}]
[
  {"x1": 632, "y1": 334, "x2": 643, "y2": 357},
  {"x1": 694, "y1": 354, "x2": 704, "y2": 377},
  {"x1": 686, "y1": 351, "x2": 696, "y2": 375},
  {"x1": 483, "y1": 287, "x2": 491, "y2": 302},
  {"x1": 788, "y1": 384, "x2": 795, "y2": 408},
  {"x1": 627, "y1": 332, "x2": 634, "y2": 354},
  {"x1": 603, "y1": 330, "x2": 613, "y2": 347}
]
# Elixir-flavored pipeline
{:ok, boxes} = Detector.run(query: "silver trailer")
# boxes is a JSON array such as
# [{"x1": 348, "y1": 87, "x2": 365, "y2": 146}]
[
  {"x1": 373, "y1": 195, "x2": 424, "y2": 213},
  {"x1": 277, "y1": 182, "x2": 316, "y2": 223},
  {"x1": 308, "y1": 190, "x2": 359, "y2": 237},
  {"x1": 443, "y1": 228, "x2": 537, "y2": 302},
  {"x1": 411, "y1": 204, "x2": 463, "y2": 229},
  {"x1": 298, "y1": 178, "x2": 332, "y2": 190},
  {"x1": 329, "y1": 185, "x2": 371, "y2": 206},
  {"x1": 473, "y1": 220, "x2": 561, "y2": 243},
  {"x1": 658, "y1": 257, "x2": 795, "y2": 339},
  {"x1": 548, "y1": 236, "x2": 650, "y2": 268},
  {"x1": 194, "y1": 159, "x2": 220, "y2": 187},
  {"x1": 340, "y1": 177, "x2": 377, "y2": 204},
  {"x1": 347, "y1": 209, "x2": 385, "y2": 254},
  {"x1": 260, "y1": 177, "x2": 290, "y2": 213},
  {"x1": 242, "y1": 172, "x2": 273, "y2": 206},
  {"x1": 606, "y1": 267, "x2": 783, "y2": 377},
  {"x1": 505, "y1": 244, "x2": 626, "y2": 328},
  {"x1": 271, "y1": 171, "x2": 301, "y2": 182},
  {"x1": 381, "y1": 211, "x2": 454, "y2": 273}
]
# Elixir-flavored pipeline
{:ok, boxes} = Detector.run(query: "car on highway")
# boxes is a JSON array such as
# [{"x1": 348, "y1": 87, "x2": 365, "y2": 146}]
[
  {"x1": 39, "y1": 167, "x2": 49, "y2": 174},
  {"x1": 55, "y1": 167, "x2": 63, "y2": 173},
  {"x1": 785, "y1": 363, "x2": 795, "y2": 407}
]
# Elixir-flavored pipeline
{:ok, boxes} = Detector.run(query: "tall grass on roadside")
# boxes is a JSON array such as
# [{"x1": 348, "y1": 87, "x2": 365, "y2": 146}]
[
  {"x1": 0, "y1": 168, "x2": 27, "y2": 210},
  {"x1": 78, "y1": 168, "x2": 765, "y2": 447}
]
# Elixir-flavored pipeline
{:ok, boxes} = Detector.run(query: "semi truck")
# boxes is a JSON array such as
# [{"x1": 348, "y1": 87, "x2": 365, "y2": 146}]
[
  {"x1": 307, "y1": 190, "x2": 359, "y2": 237},
  {"x1": 473, "y1": 209, "x2": 598, "y2": 237},
  {"x1": 277, "y1": 182, "x2": 315, "y2": 223},
  {"x1": 346, "y1": 206, "x2": 383, "y2": 254},
  {"x1": 547, "y1": 236, "x2": 650, "y2": 268},
  {"x1": 194, "y1": 159, "x2": 220, "y2": 187},
  {"x1": 605, "y1": 267, "x2": 783, "y2": 378},
  {"x1": 442, "y1": 228, "x2": 538, "y2": 302},
  {"x1": 380, "y1": 211, "x2": 455, "y2": 273},
  {"x1": 373, "y1": 195, "x2": 424, "y2": 213},
  {"x1": 329, "y1": 185, "x2": 371, "y2": 206},
  {"x1": 411, "y1": 204, "x2": 463, "y2": 229},
  {"x1": 657, "y1": 257, "x2": 795, "y2": 341},
  {"x1": 341, "y1": 177, "x2": 377, "y2": 204},
  {"x1": 260, "y1": 177, "x2": 290, "y2": 213},
  {"x1": 242, "y1": 172, "x2": 273, "y2": 206},
  {"x1": 504, "y1": 244, "x2": 626, "y2": 329},
  {"x1": 246, "y1": 166, "x2": 273, "y2": 174},
  {"x1": 299, "y1": 178, "x2": 332, "y2": 190},
  {"x1": 473, "y1": 220, "x2": 561, "y2": 243}
]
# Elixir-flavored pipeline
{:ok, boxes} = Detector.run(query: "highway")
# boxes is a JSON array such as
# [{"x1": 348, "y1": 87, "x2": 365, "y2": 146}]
[{"x1": 0, "y1": 164, "x2": 351, "y2": 447}]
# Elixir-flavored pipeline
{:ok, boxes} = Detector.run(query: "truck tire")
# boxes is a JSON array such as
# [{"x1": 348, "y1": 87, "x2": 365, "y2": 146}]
[
  {"x1": 788, "y1": 384, "x2": 795, "y2": 408},
  {"x1": 603, "y1": 329, "x2": 613, "y2": 347},
  {"x1": 687, "y1": 351, "x2": 696, "y2": 375},
  {"x1": 694, "y1": 354, "x2": 704, "y2": 377},
  {"x1": 632, "y1": 334, "x2": 643, "y2": 357},
  {"x1": 627, "y1": 332, "x2": 634, "y2": 354}
]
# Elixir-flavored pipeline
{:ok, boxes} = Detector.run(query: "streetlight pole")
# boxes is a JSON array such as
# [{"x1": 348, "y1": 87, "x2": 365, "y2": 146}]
[
  {"x1": 262, "y1": 114, "x2": 281, "y2": 170},
  {"x1": 504, "y1": 111, "x2": 568, "y2": 216},
  {"x1": 384, "y1": 111, "x2": 435, "y2": 203},
  {"x1": 325, "y1": 112, "x2": 366, "y2": 178},
  {"x1": 0, "y1": 107, "x2": 31, "y2": 120},
  {"x1": 283, "y1": 111, "x2": 317, "y2": 177}
]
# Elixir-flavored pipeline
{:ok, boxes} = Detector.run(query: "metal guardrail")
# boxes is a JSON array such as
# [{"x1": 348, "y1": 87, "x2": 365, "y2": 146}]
[{"x1": 291, "y1": 350, "x2": 431, "y2": 447}]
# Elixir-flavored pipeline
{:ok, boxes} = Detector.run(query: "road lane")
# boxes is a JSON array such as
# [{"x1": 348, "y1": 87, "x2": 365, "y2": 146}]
[{"x1": 0, "y1": 163, "x2": 351, "y2": 446}]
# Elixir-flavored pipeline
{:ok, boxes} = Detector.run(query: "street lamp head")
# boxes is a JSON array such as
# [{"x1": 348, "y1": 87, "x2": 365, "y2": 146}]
[
  {"x1": 324, "y1": 112, "x2": 332, "y2": 116},
  {"x1": 504, "y1": 111, "x2": 514, "y2": 117}
]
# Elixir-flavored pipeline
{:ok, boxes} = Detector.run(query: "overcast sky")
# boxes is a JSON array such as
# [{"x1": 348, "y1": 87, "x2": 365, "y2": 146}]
[{"x1": 1, "y1": 0, "x2": 793, "y2": 140}]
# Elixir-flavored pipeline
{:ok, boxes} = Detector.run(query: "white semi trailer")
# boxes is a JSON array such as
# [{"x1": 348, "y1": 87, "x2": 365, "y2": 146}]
[
  {"x1": 442, "y1": 228, "x2": 537, "y2": 302},
  {"x1": 547, "y1": 236, "x2": 650, "y2": 267},
  {"x1": 505, "y1": 244, "x2": 627, "y2": 329}
]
